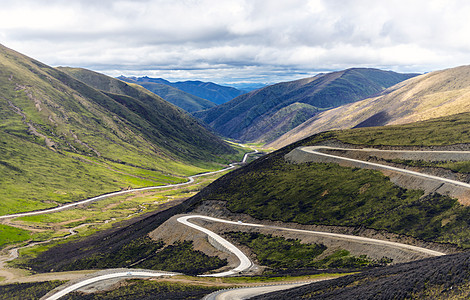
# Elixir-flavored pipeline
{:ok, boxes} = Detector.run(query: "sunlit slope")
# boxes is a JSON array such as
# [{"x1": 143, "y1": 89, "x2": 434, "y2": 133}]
[
  {"x1": 270, "y1": 65, "x2": 470, "y2": 148},
  {"x1": 0, "y1": 44, "x2": 236, "y2": 214},
  {"x1": 194, "y1": 68, "x2": 417, "y2": 143}
]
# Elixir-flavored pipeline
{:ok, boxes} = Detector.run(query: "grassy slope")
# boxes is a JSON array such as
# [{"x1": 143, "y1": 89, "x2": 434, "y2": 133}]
[
  {"x1": 189, "y1": 113, "x2": 470, "y2": 248},
  {"x1": 0, "y1": 44, "x2": 239, "y2": 216},
  {"x1": 243, "y1": 102, "x2": 321, "y2": 143},
  {"x1": 194, "y1": 68, "x2": 417, "y2": 142}
]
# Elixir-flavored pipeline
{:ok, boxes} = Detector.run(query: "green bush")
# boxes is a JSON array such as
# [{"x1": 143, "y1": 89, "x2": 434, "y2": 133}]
[
  {"x1": 226, "y1": 232, "x2": 386, "y2": 271},
  {"x1": 59, "y1": 238, "x2": 226, "y2": 275}
]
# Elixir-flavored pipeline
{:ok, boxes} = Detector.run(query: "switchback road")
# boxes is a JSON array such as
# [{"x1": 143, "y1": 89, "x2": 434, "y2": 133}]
[{"x1": 7, "y1": 145, "x2": 468, "y2": 299}]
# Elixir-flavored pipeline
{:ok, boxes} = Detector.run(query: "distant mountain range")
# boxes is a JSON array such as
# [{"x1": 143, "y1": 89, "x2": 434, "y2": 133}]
[
  {"x1": 118, "y1": 76, "x2": 246, "y2": 106},
  {"x1": 116, "y1": 77, "x2": 217, "y2": 113},
  {"x1": 269, "y1": 65, "x2": 470, "y2": 148},
  {"x1": 0, "y1": 44, "x2": 235, "y2": 215},
  {"x1": 194, "y1": 68, "x2": 418, "y2": 143}
]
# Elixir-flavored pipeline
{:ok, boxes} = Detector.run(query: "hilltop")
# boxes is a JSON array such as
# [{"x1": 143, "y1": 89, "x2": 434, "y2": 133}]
[
  {"x1": 270, "y1": 65, "x2": 470, "y2": 148},
  {"x1": 0, "y1": 44, "x2": 237, "y2": 215},
  {"x1": 194, "y1": 68, "x2": 417, "y2": 143}
]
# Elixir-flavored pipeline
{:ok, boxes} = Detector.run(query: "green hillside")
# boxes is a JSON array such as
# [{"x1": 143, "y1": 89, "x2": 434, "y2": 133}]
[
  {"x1": 189, "y1": 112, "x2": 470, "y2": 248},
  {"x1": 0, "y1": 44, "x2": 238, "y2": 215},
  {"x1": 194, "y1": 68, "x2": 417, "y2": 143}
]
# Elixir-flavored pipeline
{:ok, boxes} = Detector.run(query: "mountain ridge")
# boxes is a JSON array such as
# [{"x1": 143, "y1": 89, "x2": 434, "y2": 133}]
[
  {"x1": 269, "y1": 65, "x2": 470, "y2": 148},
  {"x1": 194, "y1": 68, "x2": 418, "y2": 143}
]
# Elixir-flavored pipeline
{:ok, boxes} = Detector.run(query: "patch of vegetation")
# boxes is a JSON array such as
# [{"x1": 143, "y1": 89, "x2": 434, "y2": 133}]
[
  {"x1": 0, "y1": 280, "x2": 65, "y2": 300},
  {"x1": 133, "y1": 240, "x2": 227, "y2": 275},
  {"x1": 58, "y1": 236, "x2": 164, "y2": 271},
  {"x1": 314, "y1": 250, "x2": 391, "y2": 269},
  {"x1": 227, "y1": 232, "x2": 387, "y2": 271},
  {"x1": 0, "y1": 224, "x2": 31, "y2": 247},
  {"x1": 227, "y1": 232, "x2": 326, "y2": 268},
  {"x1": 57, "y1": 238, "x2": 226, "y2": 275},
  {"x1": 62, "y1": 279, "x2": 222, "y2": 300}
]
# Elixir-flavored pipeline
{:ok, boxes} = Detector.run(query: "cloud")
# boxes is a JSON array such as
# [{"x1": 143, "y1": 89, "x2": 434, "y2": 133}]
[{"x1": 1, "y1": 0, "x2": 470, "y2": 84}]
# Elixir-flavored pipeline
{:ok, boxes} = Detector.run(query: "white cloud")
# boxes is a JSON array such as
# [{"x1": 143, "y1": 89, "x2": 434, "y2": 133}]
[{"x1": 1, "y1": 0, "x2": 470, "y2": 83}]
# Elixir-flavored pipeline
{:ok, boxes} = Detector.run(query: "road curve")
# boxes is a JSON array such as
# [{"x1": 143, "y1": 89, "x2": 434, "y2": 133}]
[
  {"x1": 297, "y1": 146, "x2": 470, "y2": 189},
  {"x1": 177, "y1": 216, "x2": 253, "y2": 277},
  {"x1": 42, "y1": 270, "x2": 179, "y2": 300},
  {"x1": 0, "y1": 150, "x2": 259, "y2": 220},
  {"x1": 203, "y1": 282, "x2": 312, "y2": 300}
]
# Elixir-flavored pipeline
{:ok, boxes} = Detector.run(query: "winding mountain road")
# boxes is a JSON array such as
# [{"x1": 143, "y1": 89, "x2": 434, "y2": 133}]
[{"x1": 5, "y1": 145, "x2": 470, "y2": 299}]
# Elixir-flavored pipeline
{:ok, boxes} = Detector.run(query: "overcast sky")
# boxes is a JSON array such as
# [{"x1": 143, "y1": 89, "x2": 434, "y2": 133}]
[{"x1": 1, "y1": 0, "x2": 470, "y2": 85}]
